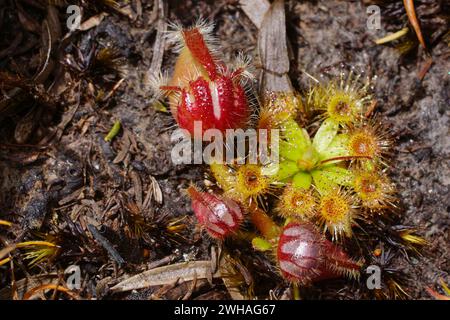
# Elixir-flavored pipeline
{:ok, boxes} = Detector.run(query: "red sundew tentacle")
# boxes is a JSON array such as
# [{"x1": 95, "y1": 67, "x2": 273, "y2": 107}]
[
  {"x1": 319, "y1": 155, "x2": 372, "y2": 165},
  {"x1": 183, "y1": 29, "x2": 218, "y2": 80}
]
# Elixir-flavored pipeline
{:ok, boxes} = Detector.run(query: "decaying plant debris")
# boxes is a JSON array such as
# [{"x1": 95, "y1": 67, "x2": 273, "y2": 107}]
[{"x1": 0, "y1": 0, "x2": 448, "y2": 300}]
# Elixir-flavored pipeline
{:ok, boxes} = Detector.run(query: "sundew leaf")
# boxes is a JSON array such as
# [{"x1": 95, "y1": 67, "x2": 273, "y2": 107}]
[
  {"x1": 319, "y1": 134, "x2": 350, "y2": 161},
  {"x1": 317, "y1": 165, "x2": 354, "y2": 187},
  {"x1": 311, "y1": 169, "x2": 339, "y2": 194},
  {"x1": 292, "y1": 171, "x2": 312, "y2": 189},
  {"x1": 281, "y1": 119, "x2": 310, "y2": 148},
  {"x1": 296, "y1": 145, "x2": 320, "y2": 171},
  {"x1": 280, "y1": 119, "x2": 310, "y2": 161},
  {"x1": 279, "y1": 140, "x2": 302, "y2": 161},
  {"x1": 275, "y1": 160, "x2": 299, "y2": 181},
  {"x1": 210, "y1": 162, "x2": 236, "y2": 191},
  {"x1": 313, "y1": 118, "x2": 339, "y2": 154}
]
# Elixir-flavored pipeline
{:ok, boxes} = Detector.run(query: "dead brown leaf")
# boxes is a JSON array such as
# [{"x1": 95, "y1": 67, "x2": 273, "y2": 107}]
[{"x1": 258, "y1": 0, "x2": 293, "y2": 94}]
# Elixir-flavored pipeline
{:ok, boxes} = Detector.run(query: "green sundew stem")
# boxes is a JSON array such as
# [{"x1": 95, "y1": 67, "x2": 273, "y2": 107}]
[{"x1": 105, "y1": 120, "x2": 121, "y2": 142}]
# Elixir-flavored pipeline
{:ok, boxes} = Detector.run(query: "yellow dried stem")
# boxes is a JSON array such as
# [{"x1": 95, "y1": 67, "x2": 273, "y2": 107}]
[
  {"x1": 0, "y1": 257, "x2": 11, "y2": 267},
  {"x1": 0, "y1": 220, "x2": 12, "y2": 227}
]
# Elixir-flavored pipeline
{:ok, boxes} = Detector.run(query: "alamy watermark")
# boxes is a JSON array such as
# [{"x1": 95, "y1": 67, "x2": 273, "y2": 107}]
[
  {"x1": 65, "y1": 264, "x2": 81, "y2": 290},
  {"x1": 366, "y1": 265, "x2": 382, "y2": 290},
  {"x1": 66, "y1": 5, "x2": 81, "y2": 31},
  {"x1": 170, "y1": 121, "x2": 280, "y2": 172},
  {"x1": 366, "y1": 5, "x2": 381, "y2": 30}
]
